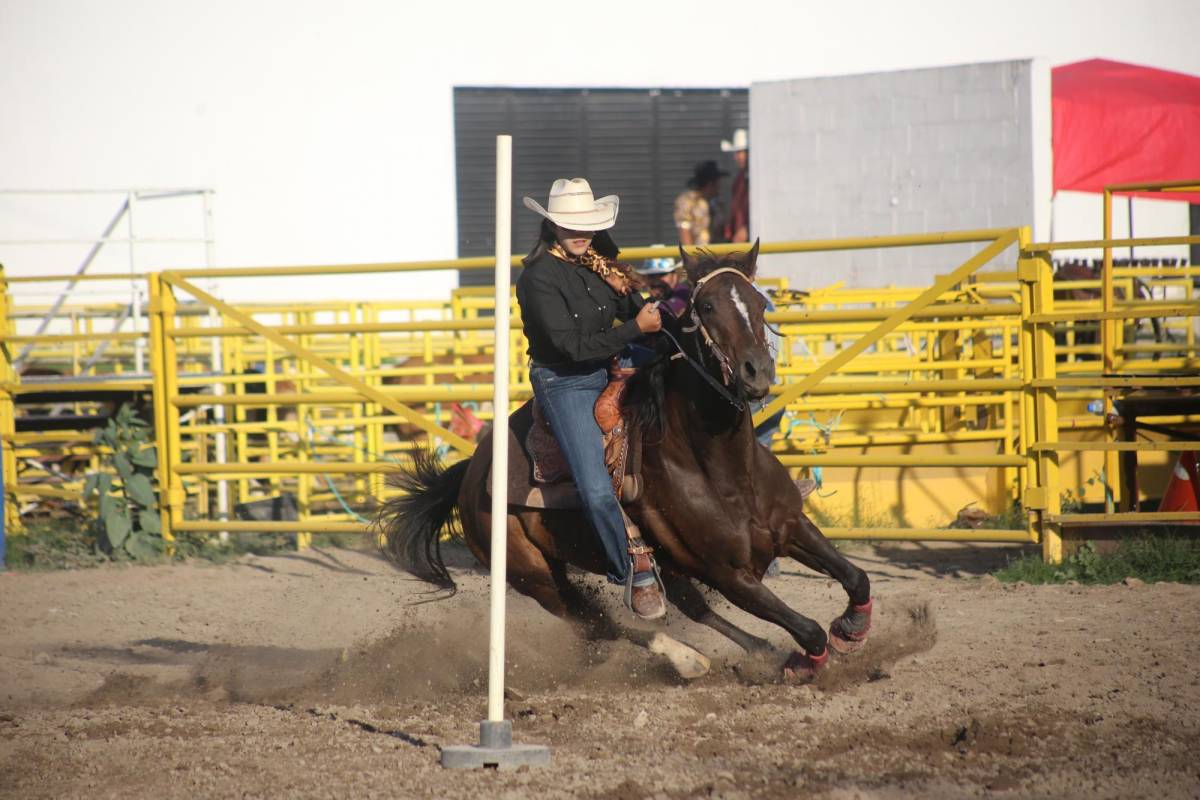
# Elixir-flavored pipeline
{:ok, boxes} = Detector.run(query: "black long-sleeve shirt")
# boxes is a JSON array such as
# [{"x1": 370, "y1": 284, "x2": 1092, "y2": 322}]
[{"x1": 516, "y1": 251, "x2": 645, "y2": 367}]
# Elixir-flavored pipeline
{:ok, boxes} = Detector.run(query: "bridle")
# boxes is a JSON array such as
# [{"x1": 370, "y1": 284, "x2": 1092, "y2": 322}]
[
  {"x1": 679, "y1": 266, "x2": 761, "y2": 388},
  {"x1": 657, "y1": 265, "x2": 762, "y2": 413}
]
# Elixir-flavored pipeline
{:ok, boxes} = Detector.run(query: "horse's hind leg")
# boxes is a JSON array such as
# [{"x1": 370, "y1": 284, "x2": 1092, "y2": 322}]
[
  {"x1": 506, "y1": 514, "x2": 710, "y2": 679},
  {"x1": 660, "y1": 572, "x2": 772, "y2": 654},
  {"x1": 547, "y1": 565, "x2": 710, "y2": 679},
  {"x1": 783, "y1": 514, "x2": 873, "y2": 654},
  {"x1": 546, "y1": 560, "x2": 619, "y2": 641}
]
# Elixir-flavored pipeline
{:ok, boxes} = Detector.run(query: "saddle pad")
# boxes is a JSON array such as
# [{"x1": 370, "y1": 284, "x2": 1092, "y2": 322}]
[
  {"x1": 528, "y1": 400, "x2": 570, "y2": 484},
  {"x1": 528, "y1": 398, "x2": 633, "y2": 496},
  {"x1": 485, "y1": 401, "x2": 642, "y2": 510}
]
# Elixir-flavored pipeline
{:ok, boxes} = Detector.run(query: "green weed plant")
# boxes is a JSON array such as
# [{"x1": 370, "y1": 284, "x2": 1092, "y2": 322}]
[
  {"x1": 83, "y1": 404, "x2": 166, "y2": 560},
  {"x1": 996, "y1": 534, "x2": 1200, "y2": 585}
]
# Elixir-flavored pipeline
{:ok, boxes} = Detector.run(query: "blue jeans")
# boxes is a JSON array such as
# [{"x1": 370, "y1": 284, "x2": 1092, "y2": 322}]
[
  {"x1": 618, "y1": 342, "x2": 657, "y2": 370},
  {"x1": 753, "y1": 400, "x2": 785, "y2": 447},
  {"x1": 530, "y1": 363, "x2": 631, "y2": 584}
]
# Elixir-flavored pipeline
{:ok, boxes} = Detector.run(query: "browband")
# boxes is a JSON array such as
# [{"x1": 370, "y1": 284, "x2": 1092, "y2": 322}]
[{"x1": 689, "y1": 266, "x2": 753, "y2": 296}]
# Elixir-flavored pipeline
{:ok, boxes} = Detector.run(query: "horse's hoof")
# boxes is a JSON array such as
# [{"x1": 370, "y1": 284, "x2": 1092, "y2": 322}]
[
  {"x1": 829, "y1": 597, "x2": 873, "y2": 655},
  {"x1": 649, "y1": 632, "x2": 710, "y2": 679},
  {"x1": 782, "y1": 648, "x2": 828, "y2": 681},
  {"x1": 829, "y1": 634, "x2": 866, "y2": 655}
]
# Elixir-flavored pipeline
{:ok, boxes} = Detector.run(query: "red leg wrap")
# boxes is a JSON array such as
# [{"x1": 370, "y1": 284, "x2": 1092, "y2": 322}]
[
  {"x1": 829, "y1": 597, "x2": 873, "y2": 655},
  {"x1": 782, "y1": 647, "x2": 828, "y2": 680}
]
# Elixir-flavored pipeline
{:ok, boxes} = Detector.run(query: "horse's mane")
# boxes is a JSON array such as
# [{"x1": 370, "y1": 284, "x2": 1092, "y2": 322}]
[{"x1": 689, "y1": 248, "x2": 754, "y2": 279}]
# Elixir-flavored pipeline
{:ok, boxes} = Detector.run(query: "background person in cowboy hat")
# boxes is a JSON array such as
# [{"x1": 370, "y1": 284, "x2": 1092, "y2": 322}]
[
  {"x1": 634, "y1": 250, "x2": 691, "y2": 318},
  {"x1": 517, "y1": 178, "x2": 668, "y2": 621},
  {"x1": 721, "y1": 128, "x2": 750, "y2": 244},
  {"x1": 673, "y1": 160, "x2": 726, "y2": 247}
]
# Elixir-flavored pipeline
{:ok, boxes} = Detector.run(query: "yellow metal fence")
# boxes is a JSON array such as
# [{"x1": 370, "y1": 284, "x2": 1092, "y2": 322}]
[{"x1": 2, "y1": 205, "x2": 1197, "y2": 561}]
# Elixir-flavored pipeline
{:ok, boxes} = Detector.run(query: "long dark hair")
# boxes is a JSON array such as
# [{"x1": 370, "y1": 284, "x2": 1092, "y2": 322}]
[{"x1": 523, "y1": 219, "x2": 619, "y2": 266}]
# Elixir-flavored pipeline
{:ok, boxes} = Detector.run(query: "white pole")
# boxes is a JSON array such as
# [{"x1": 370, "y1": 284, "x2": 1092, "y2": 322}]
[
  {"x1": 487, "y1": 135, "x2": 512, "y2": 724},
  {"x1": 203, "y1": 191, "x2": 230, "y2": 541},
  {"x1": 128, "y1": 192, "x2": 146, "y2": 374},
  {"x1": 442, "y1": 137, "x2": 546, "y2": 769},
  {"x1": 131, "y1": 286, "x2": 146, "y2": 374}
]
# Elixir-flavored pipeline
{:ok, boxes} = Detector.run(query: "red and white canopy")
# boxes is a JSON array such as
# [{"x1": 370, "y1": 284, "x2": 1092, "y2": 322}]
[{"x1": 1053, "y1": 58, "x2": 1200, "y2": 203}]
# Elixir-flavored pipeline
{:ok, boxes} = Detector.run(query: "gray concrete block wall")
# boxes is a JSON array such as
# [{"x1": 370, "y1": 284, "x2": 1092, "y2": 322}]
[{"x1": 750, "y1": 60, "x2": 1049, "y2": 289}]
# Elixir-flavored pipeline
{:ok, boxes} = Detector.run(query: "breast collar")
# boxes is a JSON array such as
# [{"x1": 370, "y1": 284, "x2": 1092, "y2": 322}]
[{"x1": 679, "y1": 266, "x2": 756, "y2": 386}]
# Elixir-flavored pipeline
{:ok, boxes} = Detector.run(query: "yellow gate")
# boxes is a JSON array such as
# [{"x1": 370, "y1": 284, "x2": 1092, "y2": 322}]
[{"x1": 2, "y1": 184, "x2": 1197, "y2": 562}]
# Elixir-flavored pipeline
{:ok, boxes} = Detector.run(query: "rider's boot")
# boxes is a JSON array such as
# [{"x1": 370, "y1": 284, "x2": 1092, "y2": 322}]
[
  {"x1": 626, "y1": 540, "x2": 666, "y2": 620},
  {"x1": 595, "y1": 364, "x2": 637, "y2": 435}
]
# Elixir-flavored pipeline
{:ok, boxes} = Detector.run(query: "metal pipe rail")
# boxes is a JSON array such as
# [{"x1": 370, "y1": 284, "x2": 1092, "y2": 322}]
[
  {"x1": 152, "y1": 229, "x2": 1017, "y2": 281},
  {"x1": 823, "y1": 527, "x2": 1031, "y2": 542},
  {"x1": 1016, "y1": 181, "x2": 1200, "y2": 561},
  {"x1": 777, "y1": 454, "x2": 1025, "y2": 467},
  {"x1": 1052, "y1": 512, "x2": 1199, "y2": 526}
]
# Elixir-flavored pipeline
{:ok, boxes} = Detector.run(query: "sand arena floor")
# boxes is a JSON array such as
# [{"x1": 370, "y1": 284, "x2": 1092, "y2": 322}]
[{"x1": 1, "y1": 541, "x2": 1197, "y2": 799}]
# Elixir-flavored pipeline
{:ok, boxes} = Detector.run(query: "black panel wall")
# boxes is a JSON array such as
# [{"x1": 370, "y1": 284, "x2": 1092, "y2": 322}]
[{"x1": 454, "y1": 87, "x2": 748, "y2": 286}]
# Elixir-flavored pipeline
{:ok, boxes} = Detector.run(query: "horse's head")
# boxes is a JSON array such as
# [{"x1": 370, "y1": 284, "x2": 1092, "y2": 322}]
[{"x1": 679, "y1": 240, "x2": 774, "y2": 402}]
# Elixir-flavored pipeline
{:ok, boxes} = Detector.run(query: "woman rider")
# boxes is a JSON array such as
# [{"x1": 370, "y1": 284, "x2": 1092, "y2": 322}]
[{"x1": 517, "y1": 178, "x2": 667, "y2": 620}]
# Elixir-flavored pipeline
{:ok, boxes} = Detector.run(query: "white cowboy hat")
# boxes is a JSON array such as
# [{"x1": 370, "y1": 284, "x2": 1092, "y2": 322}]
[
  {"x1": 636, "y1": 256, "x2": 679, "y2": 276},
  {"x1": 522, "y1": 178, "x2": 619, "y2": 232},
  {"x1": 720, "y1": 128, "x2": 749, "y2": 153}
]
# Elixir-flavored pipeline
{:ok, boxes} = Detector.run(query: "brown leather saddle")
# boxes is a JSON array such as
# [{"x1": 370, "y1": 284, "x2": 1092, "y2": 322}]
[{"x1": 486, "y1": 400, "x2": 642, "y2": 510}]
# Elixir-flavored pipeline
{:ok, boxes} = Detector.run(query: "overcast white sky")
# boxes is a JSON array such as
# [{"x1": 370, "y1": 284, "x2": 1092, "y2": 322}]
[{"x1": 2, "y1": 0, "x2": 1198, "y2": 299}]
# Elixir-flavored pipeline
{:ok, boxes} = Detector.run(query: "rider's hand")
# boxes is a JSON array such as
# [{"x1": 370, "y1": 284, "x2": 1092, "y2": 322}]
[{"x1": 636, "y1": 301, "x2": 662, "y2": 334}]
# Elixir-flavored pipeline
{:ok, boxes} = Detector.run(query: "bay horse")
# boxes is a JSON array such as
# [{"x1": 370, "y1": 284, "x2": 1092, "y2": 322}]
[{"x1": 377, "y1": 243, "x2": 873, "y2": 680}]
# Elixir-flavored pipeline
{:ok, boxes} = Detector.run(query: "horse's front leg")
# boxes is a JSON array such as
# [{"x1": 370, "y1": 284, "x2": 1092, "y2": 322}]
[
  {"x1": 781, "y1": 513, "x2": 873, "y2": 654},
  {"x1": 660, "y1": 571, "x2": 772, "y2": 654},
  {"x1": 710, "y1": 569, "x2": 829, "y2": 680}
]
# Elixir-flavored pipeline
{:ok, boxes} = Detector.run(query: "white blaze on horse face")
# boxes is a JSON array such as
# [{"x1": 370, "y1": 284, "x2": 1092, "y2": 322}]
[{"x1": 730, "y1": 284, "x2": 754, "y2": 337}]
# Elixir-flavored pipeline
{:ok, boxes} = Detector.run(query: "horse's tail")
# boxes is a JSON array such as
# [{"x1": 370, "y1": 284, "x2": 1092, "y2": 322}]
[{"x1": 375, "y1": 449, "x2": 470, "y2": 595}]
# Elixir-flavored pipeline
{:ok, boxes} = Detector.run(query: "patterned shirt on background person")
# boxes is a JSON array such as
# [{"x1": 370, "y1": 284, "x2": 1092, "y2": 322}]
[{"x1": 673, "y1": 189, "x2": 711, "y2": 246}]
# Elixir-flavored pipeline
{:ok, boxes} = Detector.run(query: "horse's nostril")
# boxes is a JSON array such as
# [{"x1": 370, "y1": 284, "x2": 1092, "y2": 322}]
[{"x1": 743, "y1": 361, "x2": 757, "y2": 379}]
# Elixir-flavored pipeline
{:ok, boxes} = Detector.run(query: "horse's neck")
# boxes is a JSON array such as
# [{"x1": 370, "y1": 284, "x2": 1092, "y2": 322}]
[{"x1": 664, "y1": 360, "x2": 757, "y2": 480}]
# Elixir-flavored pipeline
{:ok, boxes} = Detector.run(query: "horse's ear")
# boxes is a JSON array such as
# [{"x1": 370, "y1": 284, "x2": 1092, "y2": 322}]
[
  {"x1": 743, "y1": 238, "x2": 761, "y2": 279},
  {"x1": 679, "y1": 244, "x2": 704, "y2": 284}
]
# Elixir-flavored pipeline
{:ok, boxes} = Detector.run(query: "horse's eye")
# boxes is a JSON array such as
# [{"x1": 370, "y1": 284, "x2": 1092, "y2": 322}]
[{"x1": 700, "y1": 302, "x2": 714, "y2": 314}]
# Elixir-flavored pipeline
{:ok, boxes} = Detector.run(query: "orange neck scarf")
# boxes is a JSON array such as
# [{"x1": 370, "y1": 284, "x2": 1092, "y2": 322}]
[{"x1": 548, "y1": 243, "x2": 638, "y2": 294}]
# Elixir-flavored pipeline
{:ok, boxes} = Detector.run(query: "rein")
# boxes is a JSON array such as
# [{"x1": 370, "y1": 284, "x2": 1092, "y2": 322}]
[
  {"x1": 658, "y1": 326, "x2": 746, "y2": 413},
  {"x1": 655, "y1": 264, "x2": 761, "y2": 413}
]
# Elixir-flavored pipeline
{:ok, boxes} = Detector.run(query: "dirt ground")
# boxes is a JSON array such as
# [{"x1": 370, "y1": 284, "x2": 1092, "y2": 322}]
[{"x1": 1, "y1": 540, "x2": 1197, "y2": 799}]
